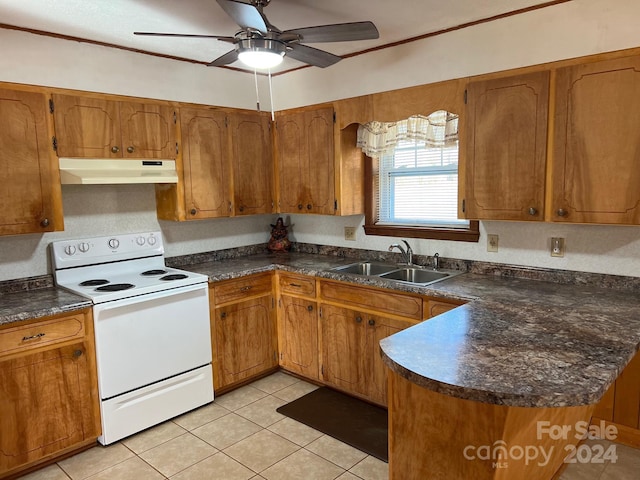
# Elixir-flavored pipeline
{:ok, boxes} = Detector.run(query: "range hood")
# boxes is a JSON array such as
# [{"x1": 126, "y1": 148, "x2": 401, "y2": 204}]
[{"x1": 59, "y1": 158, "x2": 179, "y2": 185}]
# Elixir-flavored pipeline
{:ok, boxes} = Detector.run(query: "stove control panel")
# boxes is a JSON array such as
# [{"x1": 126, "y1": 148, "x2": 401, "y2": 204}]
[{"x1": 51, "y1": 231, "x2": 165, "y2": 270}]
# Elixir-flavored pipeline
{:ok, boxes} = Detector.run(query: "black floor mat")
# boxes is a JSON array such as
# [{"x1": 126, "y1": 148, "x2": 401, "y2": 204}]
[{"x1": 276, "y1": 387, "x2": 388, "y2": 462}]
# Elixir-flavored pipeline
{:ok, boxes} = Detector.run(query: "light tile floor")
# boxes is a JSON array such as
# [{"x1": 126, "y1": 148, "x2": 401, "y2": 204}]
[{"x1": 17, "y1": 372, "x2": 640, "y2": 480}]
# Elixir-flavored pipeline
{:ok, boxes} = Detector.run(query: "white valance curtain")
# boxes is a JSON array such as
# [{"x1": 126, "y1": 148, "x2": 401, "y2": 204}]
[{"x1": 356, "y1": 110, "x2": 459, "y2": 158}]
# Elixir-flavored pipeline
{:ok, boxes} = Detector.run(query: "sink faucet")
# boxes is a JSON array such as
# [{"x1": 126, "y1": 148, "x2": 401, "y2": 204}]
[
  {"x1": 389, "y1": 240, "x2": 413, "y2": 266},
  {"x1": 432, "y1": 253, "x2": 440, "y2": 271}
]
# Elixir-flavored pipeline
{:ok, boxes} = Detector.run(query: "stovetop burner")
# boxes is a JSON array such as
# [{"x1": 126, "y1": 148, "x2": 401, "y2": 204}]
[
  {"x1": 95, "y1": 283, "x2": 136, "y2": 292},
  {"x1": 160, "y1": 274, "x2": 189, "y2": 281},
  {"x1": 80, "y1": 279, "x2": 110, "y2": 287},
  {"x1": 141, "y1": 269, "x2": 168, "y2": 276}
]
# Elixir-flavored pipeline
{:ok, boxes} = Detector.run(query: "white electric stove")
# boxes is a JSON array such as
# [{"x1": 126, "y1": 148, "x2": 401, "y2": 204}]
[{"x1": 51, "y1": 231, "x2": 214, "y2": 445}]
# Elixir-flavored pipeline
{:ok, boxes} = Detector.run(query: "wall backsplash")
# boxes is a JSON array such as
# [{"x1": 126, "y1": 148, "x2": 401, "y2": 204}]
[{"x1": 1, "y1": 185, "x2": 639, "y2": 282}]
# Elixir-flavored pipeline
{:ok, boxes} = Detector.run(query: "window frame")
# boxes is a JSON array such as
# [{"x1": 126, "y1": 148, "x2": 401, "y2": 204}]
[{"x1": 364, "y1": 154, "x2": 479, "y2": 242}]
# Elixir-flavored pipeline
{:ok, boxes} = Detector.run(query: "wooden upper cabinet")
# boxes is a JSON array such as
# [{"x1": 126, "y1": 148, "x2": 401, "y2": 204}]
[
  {"x1": 0, "y1": 88, "x2": 62, "y2": 235},
  {"x1": 464, "y1": 71, "x2": 549, "y2": 221},
  {"x1": 52, "y1": 94, "x2": 176, "y2": 159},
  {"x1": 228, "y1": 111, "x2": 274, "y2": 216},
  {"x1": 552, "y1": 55, "x2": 640, "y2": 224},
  {"x1": 179, "y1": 107, "x2": 231, "y2": 219},
  {"x1": 118, "y1": 101, "x2": 176, "y2": 159},
  {"x1": 276, "y1": 106, "x2": 335, "y2": 215}
]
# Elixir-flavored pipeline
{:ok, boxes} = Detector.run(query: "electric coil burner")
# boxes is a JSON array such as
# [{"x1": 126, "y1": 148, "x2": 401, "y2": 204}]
[{"x1": 51, "y1": 231, "x2": 214, "y2": 445}]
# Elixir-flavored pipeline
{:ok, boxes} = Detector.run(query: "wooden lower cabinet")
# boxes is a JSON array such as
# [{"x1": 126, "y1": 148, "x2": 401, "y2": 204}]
[
  {"x1": 0, "y1": 310, "x2": 100, "y2": 478},
  {"x1": 592, "y1": 351, "x2": 640, "y2": 448},
  {"x1": 213, "y1": 290, "x2": 277, "y2": 390},
  {"x1": 320, "y1": 303, "x2": 415, "y2": 406},
  {"x1": 278, "y1": 295, "x2": 319, "y2": 380}
]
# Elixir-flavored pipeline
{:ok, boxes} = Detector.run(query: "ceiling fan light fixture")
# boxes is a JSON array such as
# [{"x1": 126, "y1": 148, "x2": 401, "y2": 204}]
[{"x1": 237, "y1": 38, "x2": 285, "y2": 69}]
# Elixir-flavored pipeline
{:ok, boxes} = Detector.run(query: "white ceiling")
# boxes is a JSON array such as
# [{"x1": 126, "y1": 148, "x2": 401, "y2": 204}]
[{"x1": 1, "y1": 0, "x2": 557, "y2": 73}]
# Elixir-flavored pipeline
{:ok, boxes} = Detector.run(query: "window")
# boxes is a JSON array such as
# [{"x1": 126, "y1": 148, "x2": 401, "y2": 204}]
[{"x1": 359, "y1": 111, "x2": 479, "y2": 241}]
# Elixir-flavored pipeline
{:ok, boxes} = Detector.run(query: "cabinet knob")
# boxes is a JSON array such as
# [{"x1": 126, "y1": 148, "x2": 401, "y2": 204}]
[
  {"x1": 298, "y1": 204, "x2": 303, "y2": 210},
  {"x1": 40, "y1": 218, "x2": 50, "y2": 227},
  {"x1": 127, "y1": 146, "x2": 135, "y2": 154},
  {"x1": 239, "y1": 206, "x2": 245, "y2": 212},
  {"x1": 528, "y1": 207, "x2": 537, "y2": 216},
  {"x1": 73, "y1": 349, "x2": 83, "y2": 358},
  {"x1": 190, "y1": 208, "x2": 197, "y2": 215},
  {"x1": 111, "y1": 146, "x2": 120, "y2": 153},
  {"x1": 368, "y1": 319, "x2": 376, "y2": 326},
  {"x1": 220, "y1": 312, "x2": 226, "y2": 318},
  {"x1": 355, "y1": 316, "x2": 362, "y2": 323},
  {"x1": 307, "y1": 204, "x2": 313, "y2": 210},
  {"x1": 307, "y1": 305, "x2": 313, "y2": 312},
  {"x1": 557, "y1": 208, "x2": 568, "y2": 217}
]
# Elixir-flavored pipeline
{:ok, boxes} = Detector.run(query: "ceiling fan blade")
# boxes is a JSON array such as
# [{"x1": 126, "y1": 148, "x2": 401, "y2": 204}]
[
  {"x1": 207, "y1": 49, "x2": 239, "y2": 67},
  {"x1": 286, "y1": 43, "x2": 342, "y2": 68},
  {"x1": 216, "y1": 0, "x2": 268, "y2": 33},
  {"x1": 134, "y1": 32, "x2": 235, "y2": 43},
  {"x1": 281, "y1": 21, "x2": 379, "y2": 43}
]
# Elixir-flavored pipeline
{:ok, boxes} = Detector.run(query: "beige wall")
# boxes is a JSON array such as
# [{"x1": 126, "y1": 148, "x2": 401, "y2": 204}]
[{"x1": 1, "y1": 0, "x2": 640, "y2": 281}]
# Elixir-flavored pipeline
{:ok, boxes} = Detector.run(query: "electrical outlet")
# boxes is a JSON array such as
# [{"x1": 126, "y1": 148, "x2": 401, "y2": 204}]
[
  {"x1": 344, "y1": 226, "x2": 356, "y2": 241},
  {"x1": 487, "y1": 234, "x2": 499, "y2": 252},
  {"x1": 551, "y1": 237, "x2": 565, "y2": 257}
]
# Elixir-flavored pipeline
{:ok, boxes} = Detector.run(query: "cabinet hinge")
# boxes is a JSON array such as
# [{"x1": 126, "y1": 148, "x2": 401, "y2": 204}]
[
  {"x1": 173, "y1": 111, "x2": 177, "y2": 124},
  {"x1": 278, "y1": 298, "x2": 281, "y2": 308},
  {"x1": 461, "y1": 199, "x2": 466, "y2": 213},
  {"x1": 49, "y1": 99, "x2": 54, "y2": 113},
  {"x1": 464, "y1": 89, "x2": 468, "y2": 104},
  {"x1": 321, "y1": 364, "x2": 324, "y2": 376},
  {"x1": 175, "y1": 142, "x2": 179, "y2": 155},
  {"x1": 224, "y1": 116, "x2": 228, "y2": 128},
  {"x1": 333, "y1": 111, "x2": 336, "y2": 123},
  {"x1": 318, "y1": 306, "x2": 323, "y2": 318},
  {"x1": 334, "y1": 200, "x2": 338, "y2": 211},
  {"x1": 51, "y1": 136, "x2": 57, "y2": 152}
]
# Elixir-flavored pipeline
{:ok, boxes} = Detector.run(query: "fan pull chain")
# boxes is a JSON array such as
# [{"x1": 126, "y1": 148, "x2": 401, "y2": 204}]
[
  {"x1": 254, "y1": 69, "x2": 261, "y2": 112},
  {"x1": 268, "y1": 69, "x2": 275, "y2": 121}
]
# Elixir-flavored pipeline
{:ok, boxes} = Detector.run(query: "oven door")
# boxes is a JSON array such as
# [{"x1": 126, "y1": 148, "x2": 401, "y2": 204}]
[{"x1": 92, "y1": 283, "x2": 211, "y2": 400}]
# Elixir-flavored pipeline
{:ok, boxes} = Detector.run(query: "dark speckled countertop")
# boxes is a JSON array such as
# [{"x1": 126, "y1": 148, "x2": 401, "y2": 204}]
[
  {"x1": 182, "y1": 252, "x2": 640, "y2": 409},
  {"x1": 0, "y1": 288, "x2": 91, "y2": 326},
  {"x1": 3, "y1": 250, "x2": 639, "y2": 409}
]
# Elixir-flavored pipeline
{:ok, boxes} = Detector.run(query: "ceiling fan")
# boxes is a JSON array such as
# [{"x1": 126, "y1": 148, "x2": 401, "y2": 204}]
[{"x1": 134, "y1": 0, "x2": 379, "y2": 69}]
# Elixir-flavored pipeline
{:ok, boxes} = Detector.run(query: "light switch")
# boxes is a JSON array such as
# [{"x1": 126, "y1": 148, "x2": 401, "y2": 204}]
[
  {"x1": 551, "y1": 237, "x2": 565, "y2": 257},
  {"x1": 487, "y1": 234, "x2": 499, "y2": 252}
]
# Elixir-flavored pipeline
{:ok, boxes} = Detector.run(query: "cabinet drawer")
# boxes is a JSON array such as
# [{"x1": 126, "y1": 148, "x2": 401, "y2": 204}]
[
  {"x1": 0, "y1": 314, "x2": 86, "y2": 358},
  {"x1": 279, "y1": 273, "x2": 316, "y2": 297},
  {"x1": 426, "y1": 299, "x2": 465, "y2": 319},
  {"x1": 319, "y1": 280, "x2": 423, "y2": 320},
  {"x1": 213, "y1": 273, "x2": 273, "y2": 305}
]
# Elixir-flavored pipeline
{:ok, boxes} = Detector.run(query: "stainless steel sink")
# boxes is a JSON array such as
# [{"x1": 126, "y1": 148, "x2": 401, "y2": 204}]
[
  {"x1": 379, "y1": 268, "x2": 450, "y2": 285},
  {"x1": 330, "y1": 262, "x2": 461, "y2": 286},
  {"x1": 332, "y1": 262, "x2": 399, "y2": 276}
]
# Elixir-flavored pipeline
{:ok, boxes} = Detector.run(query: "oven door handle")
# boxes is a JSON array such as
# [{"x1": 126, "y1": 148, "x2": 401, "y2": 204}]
[{"x1": 93, "y1": 282, "x2": 208, "y2": 311}]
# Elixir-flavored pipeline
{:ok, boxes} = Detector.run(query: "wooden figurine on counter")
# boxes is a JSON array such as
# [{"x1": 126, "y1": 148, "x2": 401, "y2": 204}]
[{"x1": 268, "y1": 217, "x2": 292, "y2": 252}]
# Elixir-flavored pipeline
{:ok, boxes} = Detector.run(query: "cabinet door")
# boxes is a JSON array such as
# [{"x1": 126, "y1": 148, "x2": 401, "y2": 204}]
[
  {"x1": 180, "y1": 107, "x2": 231, "y2": 219},
  {"x1": 0, "y1": 343, "x2": 99, "y2": 472},
  {"x1": 52, "y1": 93, "x2": 121, "y2": 158},
  {"x1": 320, "y1": 304, "x2": 366, "y2": 395},
  {"x1": 365, "y1": 315, "x2": 414, "y2": 406},
  {"x1": 278, "y1": 295, "x2": 319, "y2": 379},
  {"x1": 0, "y1": 89, "x2": 60, "y2": 235},
  {"x1": 215, "y1": 295, "x2": 277, "y2": 388},
  {"x1": 464, "y1": 71, "x2": 549, "y2": 221},
  {"x1": 306, "y1": 107, "x2": 335, "y2": 215},
  {"x1": 119, "y1": 101, "x2": 176, "y2": 159},
  {"x1": 229, "y1": 112, "x2": 274, "y2": 215},
  {"x1": 553, "y1": 55, "x2": 640, "y2": 224},
  {"x1": 276, "y1": 107, "x2": 335, "y2": 215},
  {"x1": 275, "y1": 111, "x2": 305, "y2": 212}
]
